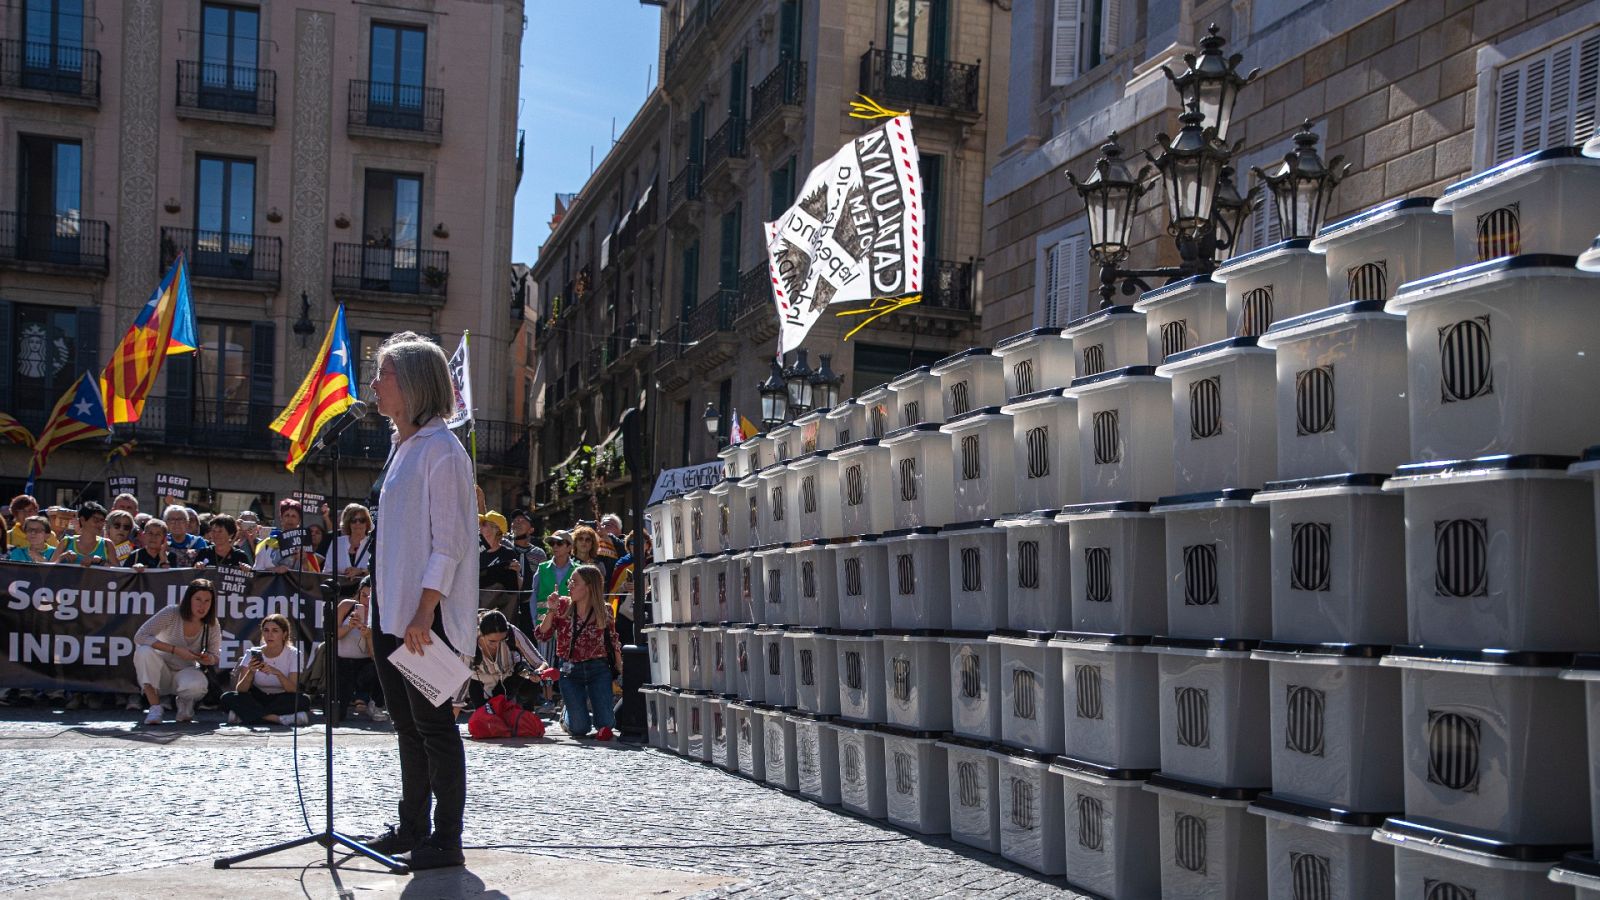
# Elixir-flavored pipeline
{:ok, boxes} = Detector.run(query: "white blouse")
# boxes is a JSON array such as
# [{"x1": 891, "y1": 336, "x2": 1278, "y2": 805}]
[
  {"x1": 374, "y1": 417, "x2": 479, "y2": 655},
  {"x1": 331, "y1": 533, "x2": 373, "y2": 573}
]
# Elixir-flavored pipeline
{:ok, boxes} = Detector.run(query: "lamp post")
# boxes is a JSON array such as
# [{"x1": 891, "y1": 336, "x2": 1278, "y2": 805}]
[
  {"x1": 1252, "y1": 120, "x2": 1350, "y2": 240},
  {"x1": 759, "y1": 358, "x2": 789, "y2": 429},
  {"x1": 702, "y1": 401, "x2": 720, "y2": 439},
  {"x1": 783, "y1": 349, "x2": 815, "y2": 415},
  {"x1": 293, "y1": 292, "x2": 317, "y2": 348},
  {"x1": 810, "y1": 354, "x2": 843, "y2": 410}
]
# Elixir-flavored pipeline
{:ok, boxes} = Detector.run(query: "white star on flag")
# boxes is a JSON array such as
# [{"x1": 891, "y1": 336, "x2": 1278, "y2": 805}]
[{"x1": 73, "y1": 399, "x2": 93, "y2": 417}]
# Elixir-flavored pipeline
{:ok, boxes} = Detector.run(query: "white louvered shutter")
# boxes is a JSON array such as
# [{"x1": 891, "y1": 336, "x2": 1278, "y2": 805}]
[
  {"x1": 1042, "y1": 241, "x2": 1063, "y2": 327},
  {"x1": 1061, "y1": 233, "x2": 1089, "y2": 322},
  {"x1": 1100, "y1": 0, "x2": 1123, "y2": 60},
  {"x1": 1493, "y1": 28, "x2": 1600, "y2": 164},
  {"x1": 1052, "y1": 0, "x2": 1082, "y2": 86}
]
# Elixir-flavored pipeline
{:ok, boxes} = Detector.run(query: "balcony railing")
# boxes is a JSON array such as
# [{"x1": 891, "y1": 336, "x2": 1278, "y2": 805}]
[
  {"x1": 859, "y1": 47, "x2": 980, "y2": 115},
  {"x1": 176, "y1": 60, "x2": 275, "y2": 119},
  {"x1": 703, "y1": 116, "x2": 747, "y2": 177},
  {"x1": 686, "y1": 289, "x2": 738, "y2": 343},
  {"x1": 667, "y1": 162, "x2": 702, "y2": 214},
  {"x1": 736, "y1": 263, "x2": 772, "y2": 321},
  {"x1": 0, "y1": 39, "x2": 100, "y2": 101},
  {"x1": 662, "y1": 2, "x2": 708, "y2": 81},
  {"x1": 0, "y1": 211, "x2": 110, "y2": 273},
  {"x1": 347, "y1": 80, "x2": 444, "y2": 136},
  {"x1": 751, "y1": 58, "x2": 806, "y2": 131},
  {"x1": 331, "y1": 244, "x2": 449, "y2": 297},
  {"x1": 921, "y1": 259, "x2": 975, "y2": 312},
  {"x1": 161, "y1": 227, "x2": 281, "y2": 285},
  {"x1": 516, "y1": 129, "x2": 526, "y2": 182}
]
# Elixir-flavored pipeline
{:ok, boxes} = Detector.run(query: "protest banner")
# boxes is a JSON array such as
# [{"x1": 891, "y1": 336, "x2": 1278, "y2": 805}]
[
  {"x1": 646, "y1": 460, "x2": 726, "y2": 506},
  {"x1": 107, "y1": 475, "x2": 137, "y2": 499},
  {"x1": 291, "y1": 491, "x2": 325, "y2": 511},
  {"x1": 154, "y1": 473, "x2": 190, "y2": 503}
]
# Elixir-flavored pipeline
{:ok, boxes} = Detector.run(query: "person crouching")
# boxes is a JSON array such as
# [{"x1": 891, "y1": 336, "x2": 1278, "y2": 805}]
[
  {"x1": 132, "y1": 578, "x2": 221, "y2": 725},
  {"x1": 221, "y1": 613, "x2": 311, "y2": 727}
]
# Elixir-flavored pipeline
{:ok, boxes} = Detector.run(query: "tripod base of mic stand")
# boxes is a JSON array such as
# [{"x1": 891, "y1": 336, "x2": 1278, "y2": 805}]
[{"x1": 214, "y1": 830, "x2": 410, "y2": 875}]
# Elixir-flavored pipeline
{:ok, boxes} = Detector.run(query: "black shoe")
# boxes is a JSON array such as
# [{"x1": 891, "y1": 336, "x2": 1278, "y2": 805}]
[
  {"x1": 403, "y1": 838, "x2": 465, "y2": 871},
  {"x1": 363, "y1": 825, "x2": 424, "y2": 856}
]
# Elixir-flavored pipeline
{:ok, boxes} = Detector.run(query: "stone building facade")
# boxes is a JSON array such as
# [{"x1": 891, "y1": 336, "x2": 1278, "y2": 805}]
[{"x1": 0, "y1": 0, "x2": 527, "y2": 518}]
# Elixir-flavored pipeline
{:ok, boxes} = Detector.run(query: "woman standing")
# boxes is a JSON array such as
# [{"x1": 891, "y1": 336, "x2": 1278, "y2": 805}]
[
  {"x1": 220, "y1": 613, "x2": 310, "y2": 726},
  {"x1": 570, "y1": 525, "x2": 614, "y2": 585},
  {"x1": 128, "y1": 520, "x2": 183, "y2": 569},
  {"x1": 535, "y1": 564, "x2": 623, "y2": 740},
  {"x1": 132, "y1": 578, "x2": 222, "y2": 724},
  {"x1": 363, "y1": 332, "x2": 477, "y2": 870},
  {"x1": 330, "y1": 503, "x2": 375, "y2": 580},
  {"x1": 6, "y1": 516, "x2": 58, "y2": 563}
]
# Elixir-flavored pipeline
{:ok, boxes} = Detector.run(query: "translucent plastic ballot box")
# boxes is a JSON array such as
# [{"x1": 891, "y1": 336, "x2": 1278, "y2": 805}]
[
  {"x1": 641, "y1": 626, "x2": 672, "y2": 686},
  {"x1": 790, "y1": 540, "x2": 840, "y2": 628},
  {"x1": 829, "y1": 719, "x2": 887, "y2": 819},
  {"x1": 942, "y1": 631, "x2": 1002, "y2": 742},
  {"x1": 1143, "y1": 774, "x2": 1269, "y2": 900},
  {"x1": 882, "y1": 527, "x2": 953, "y2": 630},
  {"x1": 645, "y1": 500, "x2": 675, "y2": 567},
  {"x1": 831, "y1": 438, "x2": 894, "y2": 538},
  {"x1": 823, "y1": 400, "x2": 867, "y2": 451},
  {"x1": 942, "y1": 520, "x2": 1008, "y2": 631},
  {"x1": 833, "y1": 630, "x2": 886, "y2": 724},
  {"x1": 831, "y1": 537, "x2": 891, "y2": 631},
  {"x1": 669, "y1": 556, "x2": 695, "y2": 623},
  {"x1": 1151, "y1": 637, "x2": 1273, "y2": 791},
  {"x1": 709, "y1": 694, "x2": 738, "y2": 771},
  {"x1": 995, "y1": 746, "x2": 1067, "y2": 876},
  {"x1": 1213, "y1": 238, "x2": 1329, "y2": 339},
  {"x1": 938, "y1": 735, "x2": 1004, "y2": 854},
  {"x1": 878, "y1": 723, "x2": 951, "y2": 835},
  {"x1": 1134, "y1": 274, "x2": 1230, "y2": 363},
  {"x1": 766, "y1": 422, "x2": 801, "y2": 465},
  {"x1": 857, "y1": 383, "x2": 895, "y2": 441},
  {"x1": 757, "y1": 703, "x2": 799, "y2": 791},
  {"x1": 1254, "y1": 474, "x2": 1407, "y2": 645},
  {"x1": 887, "y1": 366, "x2": 943, "y2": 430},
  {"x1": 788, "y1": 451, "x2": 841, "y2": 542},
  {"x1": 684, "y1": 624, "x2": 711, "y2": 692},
  {"x1": 786, "y1": 627, "x2": 840, "y2": 716},
  {"x1": 1247, "y1": 794, "x2": 1395, "y2": 900},
  {"x1": 990, "y1": 631, "x2": 1066, "y2": 755},
  {"x1": 1308, "y1": 195, "x2": 1455, "y2": 311},
  {"x1": 1388, "y1": 257, "x2": 1600, "y2": 462},
  {"x1": 756, "y1": 464, "x2": 795, "y2": 546},
  {"x1": 647, "y1": 559, "x2": 678, "y2": 624},
  {"x1": 880, "y1": 629, "x2": 953, "y2": 732},
  {"x1": 660, "y1": 686, "x2": 682, "y2": 753},
  {"x1": 1258, "y1": 301, "x2": 1410, "y2": 481},
  {"x1": 929, "y1": 346, "x2": 1006, "y2": 421},
  {"x1": 663, "y1": 492, "x2": 691, "y2": 560},
  {"x1": 993, "y1": 326, "x2": 1075, "y2": 399},
  {"x1": 1382, "y1": 647, "x2": 1592, "y2": 846},
  {"x1": 680, "y1": 690, "x2": 707, "y2": 760},
  {"x1": 695, "y1": 693, "x2": 717, "y2": 763},
  {"x1": 711, "y1": 476, "x2": 750, "y2": 552},
  {"x1": 1550, "y1": 856, "x2": 1600, "y2": 900},
  {"x1": 737, "y1": 472, "x2": 765, "y2": 548},
  {"x1": 731, "y1": 549, "x2": 760, "y2": 624},
  {"x1": 1430, "y1": 146, "x2": 1600, "y2": 263},
  {"x1": 1561, "y1": 655, "x2": 1600, "y2": 855},
  {"x1": 1253, "y1": 642, "x2": 1404, "y2": 815},
  {"x1": 1050, "y1": 756, "x2": 1161, "y2": 900},
  {"x1": 728, "y1": 699, "x2": 765, "y2": 781},
  {"x1": 1000, "y1": 388, "x2": 1082, "y2": 513},
  {"x1": 1063, "y1": 305, "x2": 1150, "y2": 377},
  {"x1": 756, "y1": 543, "x2": 795, "y2": 626},
  {"x1": 727, "y1": 624, "x2": 764, "y2": 703},
  {"x1": 1069, "y1": 366, "x2": 1176, "y2": 504},
  {"x1": 1057, "y1": 502, "x2": 1168, "y2": 637},
  {"x1": 882, "y1": 423, "x2": 957, "y2": 529},
  {"x1": 790, "y1": 409, "x2": 828, "y2": 456},
  {"x1": 683, "y1": 487, "x2": 715, "y2": 557},
  {"x1": 940, "y1": 407, "x2": 1018, "y2": 521},
  {"x1": 1157, "y1": 337, "x2": 1279, "y2": 495},
  {"x1": 1154, "y1": 490, "x2": 1274, "y2": 642},
  {"x1": 1386, "y1": 455, "x2": 1599, "y2": 652},
  {"x1": 640, "y1": 685, "x2": 667, "y2": 749},
  {"x1": 1050, "y1": 632, "x2": 1161, "y2": 771},
  {"x1": 789, "y1": 709, "x2": 840, "y2": 806},
  {"x1": 755, "y1": 625, "x2": 795, "y2": 710},
  {"x1": 717, "y1": 439, "x2": 745, "y2": 483},
  {"x1": 996, "y1": 510, "x2": 1072, "y2": 633},
  {"x1": 1375, "y1": 817, "x2": 1576, "y2": 900}
]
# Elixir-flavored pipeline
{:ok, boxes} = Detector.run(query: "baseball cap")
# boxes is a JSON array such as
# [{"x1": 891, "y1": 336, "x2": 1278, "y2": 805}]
[
  {"x1": 479, "y1": 510, "x2": 509, "y2": 534},
  {"x1": 547, "y1": 529, "x2": 573, "y2": 545}
]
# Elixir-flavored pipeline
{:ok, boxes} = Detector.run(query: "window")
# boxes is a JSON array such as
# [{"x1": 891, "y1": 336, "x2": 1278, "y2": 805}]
[
  {"x1": 719, "y1": 204, "x2": 742, "y2": 289},
  {"x1": 919, "y1": 154, "x2": 943, "y2": 260},
  {"x1": 1491, "y1": 27, "x2": 1600, "y2": 164},
  {"x1": 887, "y1": 0, "x2": 946, "y2": 61},
  {"x1": 357, "y1": 332, "x2": 387, "y2": 389},
  {"x1": 368, "y1": 23, "x2": 427, "y2": 128},
  {"x1": 769, "y1": 156, "x2": 797, "y2": 220},
  {"x1": 21, "y1": 0, "x2": 85, "y2": 90},
  {"x1": 193, "y1": 155, "x2": 256, "y2": 275},
  {"x1": 1, "y1": 301, "x2": 97, "y2": 426},
  {"x1": 680, "y1": 240, "x2": 700, "y2": 315},
  {"x1": 1036, "y1": 228, "x2": 1089, "y2": 327},
  {"x1": 17, "y1": 135, "x2": 82, "y2": 263},
  {"x1": 1051, "y1": 0, "x2": 1121, "y2": 85},
  {"x1": 362, "y1": 171, "x2": 423, "y2": 284},
  {"x1": 191, "y1": 320, "x2": 255, "y2": 426},
  {"x1": 198, "y1": 3, "x2": 260, "y2": 110}
]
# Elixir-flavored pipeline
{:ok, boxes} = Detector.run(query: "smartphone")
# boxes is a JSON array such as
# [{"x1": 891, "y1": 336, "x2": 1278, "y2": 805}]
[{"x1": 249, "y1": 648, "x2": 264, "y2": 664}]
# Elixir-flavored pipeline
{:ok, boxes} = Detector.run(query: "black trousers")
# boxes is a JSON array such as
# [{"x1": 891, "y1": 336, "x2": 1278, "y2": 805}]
[
  {"x1": 371, "y1": 603, "x2": 466, "y2": 847},
  {"x1": 334, "y1": 655, "x2": 384, "y2": 710},
  {"x1": 467, "y1": 673, "x2": 541, "y2": 709},
  {"x1": 220, "y1": 686, "x2": 311, "y2": 725}
]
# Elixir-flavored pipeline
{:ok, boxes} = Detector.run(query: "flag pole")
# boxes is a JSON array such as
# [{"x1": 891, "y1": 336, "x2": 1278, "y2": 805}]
[{"x1": 464, "y1": 330, "x2": 478, "y2": 473}]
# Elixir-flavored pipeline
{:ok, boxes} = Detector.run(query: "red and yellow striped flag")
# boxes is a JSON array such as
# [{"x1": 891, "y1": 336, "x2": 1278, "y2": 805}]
[
  {"x1": 30, "y1": 373, "x2": 111, "y2": 478},
  {"x1": 271, "y1": 304, "x2": 357, "y2": 471},
  {"x1": 101, "y1": 255, "x2": 198, "y2": 424},
  {"x1": 0, "y1": 412, "x2": 34, "y2": 449}
]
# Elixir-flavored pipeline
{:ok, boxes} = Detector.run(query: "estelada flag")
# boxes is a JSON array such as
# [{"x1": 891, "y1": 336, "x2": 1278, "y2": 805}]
[
  {"x1": 30, "y1": 372, "x2": 110, "y2": 478},
  {"x1": 0, "y1": 412, "x2": 35, "y2": 449},
  {"x1": 271, "y1": 304, "x2": 357, "y2": 472},
  {"x1": 102, "y1": 255, "x2": 198, "y2": 424}
]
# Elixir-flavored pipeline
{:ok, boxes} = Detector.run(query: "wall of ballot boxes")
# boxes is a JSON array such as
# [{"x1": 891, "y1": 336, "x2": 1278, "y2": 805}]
[{"x1": 638, "y1": 145, "x2": 1600, "y2": 899}]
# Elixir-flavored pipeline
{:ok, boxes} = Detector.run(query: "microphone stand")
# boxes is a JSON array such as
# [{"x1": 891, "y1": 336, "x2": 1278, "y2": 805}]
[{"x1": 215, "y1": 411, "x2": 407, "y2": 874}]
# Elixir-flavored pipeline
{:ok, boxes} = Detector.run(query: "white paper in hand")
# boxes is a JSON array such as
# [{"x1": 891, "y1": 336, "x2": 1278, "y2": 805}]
[{"x1": 386, "y1": 632, "x2": 471, "y2": 707}]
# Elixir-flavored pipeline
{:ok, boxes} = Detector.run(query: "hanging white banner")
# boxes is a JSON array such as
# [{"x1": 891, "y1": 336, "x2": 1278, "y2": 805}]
[
  {"x1": 764, "y1": 115, "x2": 925, "y2": 352},
  {"x1": 445, "y1": 332, "x2": 473, "y2": 430}
]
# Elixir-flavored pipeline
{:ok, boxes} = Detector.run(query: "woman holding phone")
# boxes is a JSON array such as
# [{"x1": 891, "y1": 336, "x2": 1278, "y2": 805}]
[{"x1": 219, "y1": 613, "x2": 310, "y2": 727}]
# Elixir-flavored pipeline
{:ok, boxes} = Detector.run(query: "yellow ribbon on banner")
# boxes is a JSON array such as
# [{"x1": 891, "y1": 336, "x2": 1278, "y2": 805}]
[
  {"x1": 848, "y1": 95, "x2": 909, "y2": 121},
  {"x1": 835, "y1": 294, "x2": 923, "y2": 341}
]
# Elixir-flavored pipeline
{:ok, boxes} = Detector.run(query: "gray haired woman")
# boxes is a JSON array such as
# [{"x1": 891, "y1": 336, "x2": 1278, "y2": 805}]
[{"x1": 361, "y1": 331, "x2": 477, "y2": 871}]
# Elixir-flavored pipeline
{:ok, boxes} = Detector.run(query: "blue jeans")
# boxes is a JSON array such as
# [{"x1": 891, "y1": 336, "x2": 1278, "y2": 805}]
[{"x1": 559, "y1": 658, "x2": 616, "y2": 735}]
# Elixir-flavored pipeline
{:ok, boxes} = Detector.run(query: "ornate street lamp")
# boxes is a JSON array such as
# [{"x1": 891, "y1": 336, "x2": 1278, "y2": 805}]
[
  {"x1": 783, "y1": 349, "x2": 814, "y2": 413},
  {"x1": 759, "y1": 358, "x2": 789, "y2": 428},
  {"x1": 1150, "y1": 101, "x2": 1230, "y2": 243},
  {"x1": 702, "y1": 401, "x2": 720, "y2": 436},
  {"x1": 1211, "y1": 165, "x2": 1250, "y2": 261},
  {"x1": 1253, "y1": 120, "x2": 1350, "y2": 239},
  {"x1": 809, "y1": 354, "x2": 843, "y2": 410},
  {"x1": 293, "y1": 291, "x2": 317, "y2": 348},
  {"x1": 1066, "y1": 134, "x2": 1152, "y2": 267},
  {"x1": 1162, "y1": 23, "x2": 1258, "y2": 145}
]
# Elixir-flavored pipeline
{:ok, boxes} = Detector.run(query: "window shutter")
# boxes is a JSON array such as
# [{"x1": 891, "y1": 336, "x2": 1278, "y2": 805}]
[
  {"x1": 1042, "y1": 241, "x2": 1062, "y2": 327},
  {"x1": 74, "y1": 307, "x2": 100, "y2": 375},
  {"x1": 166, "y1": 352, "x2": 194, "y2": 444},
  {"x1": 249, "y1": 321, "x2": 276, "y2": 435},
  {"x1": 1051, "y1": 0, "x2": 1082, "y2": 86},
  {"x1": 1493, "y1": 28, "x2": 1600, "y2": 164},
  {"x1": 1249, "y1": 186, "x2": 1282, "y2": 252},
  {"x1": 1100, "y1": 0, "x2": 1122, "y2": 60},
  {"x1": 1061, "y1": 233, "x2": 1089, "y2": 322},
  {"x1": 0, "y1": 300, "x2": 12, "y2": 414}
]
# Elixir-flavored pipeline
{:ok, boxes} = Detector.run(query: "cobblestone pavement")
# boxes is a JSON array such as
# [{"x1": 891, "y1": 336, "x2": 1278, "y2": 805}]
[{"x1": 0, "y1": 708, "x2": 1090, "y2": 898}]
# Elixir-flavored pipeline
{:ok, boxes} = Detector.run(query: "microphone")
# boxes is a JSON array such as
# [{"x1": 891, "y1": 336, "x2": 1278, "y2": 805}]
[{"x1": 310, "y1": 400, "x2": 370, "y2": 452}]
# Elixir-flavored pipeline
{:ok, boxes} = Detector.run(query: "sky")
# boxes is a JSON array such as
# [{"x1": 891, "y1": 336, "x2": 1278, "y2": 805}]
[{"x1": 512, "y1": 2, "x2": 664, "y2": 266}]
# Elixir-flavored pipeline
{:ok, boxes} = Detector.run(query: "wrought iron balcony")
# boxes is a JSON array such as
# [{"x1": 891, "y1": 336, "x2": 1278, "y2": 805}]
[
  {"x1": 175, "y1": 60, "x2": 275, "y2": 120},
  {"x1": 751, "y1": 58, "x2": 806, "y2": 132},
  {"x1": 662, "y1": 1, "x2": 709, "y2": 82},
  {"x1": 859, "y1": 47, "x2": 980, "y2": 115},
  {"x1": 704, "y1": 117, "x2": 748, "y2": 180},
  {"x1": 0, "y1": 211, "x2": 110, "y2": 274},
  {"x1": 516, "y1": 129, "x2": 526, "y2": 183},
  {"x1": 736, "y1": 263, "x2": 772, "y2": 322},
  {"x1": 0, "y1": 39, "x2": 100, "y2": 102},
  {"x1": 667, "y1": 162, "x2": 702, "y2": 216},
  {"x1": 921, "y1": 259, "x2": 975, "y2": 312},
  {"x1": 161, "y1": 227, "x2": 281, "y2": 285},
  {"x1": 686, "y1": 289, "x2": 738, "y2": 343},
  {"x1": 332, "y1": 243, "x2": 449, "y2": 297},
  {"x1": 347, "y1": 80, "x2": 444, "y2": 137}
]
